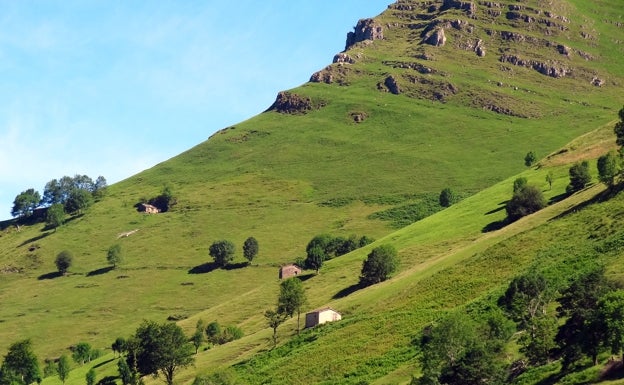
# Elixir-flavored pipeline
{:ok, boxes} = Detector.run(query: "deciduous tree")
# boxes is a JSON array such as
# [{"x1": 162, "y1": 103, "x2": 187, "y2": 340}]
[
  {"x1": 439, "y1": 187, "x2": 456, "y2": 207},
  {"x1": 0, "y1": 339, "x2": 41, "y2": 385},
  {"x1": 304, "y1": 246, "x2": 324, "y2": 274},
  {"x1": 11, "y1": 189, "x2": 40, "y2": 218},
  {"x1": 242, "y1": 237, "x2": 259, "y2": 264},
  {"x1": 556, "y1": 267, "x2": 612, "y2": 368},
  {"x1": 112, "y1": 337, "x2": 126, "y2": 357},
  {"x1": 546, "y1": 171, "x2": 554, "y2": 190},
  {"x1": 55, "y1": 251, "x2": 73, "y2": 275},
  {"x1": 525, "y1": 151, "x2": 537, "y2": 167},
  {"x1": 359, "y1": 244, "x2": 398, "y2": 286},
  {"x1": 519, "y1": 315, "x2": 558, "y2": 365},
  {"x1": 567, "y1": 161, "x2": 591, "y2": 193},
  {"x1": 598, "y1": 290, "x2": 624, "y2": 362},
  {"x1": 128, "y1": 320, "x2": 194, "y2": 385},
  {"x1": 46, "y1": 203, "x2": 65, "y2": 231},
  {"x1": 264, "y1": 309, "x2": 287, "y2": 349},
  {"x1": 86, "y1": 369, "x2": 96, "y2": 385},
  {"x1": 614, "y1": 106, "x2": 624, "y2": 146},
  {"x1": 505, "y1": 185, "x2": 546, "y2": 222},
  {"x1": 64, "y1": 188, "x2": 93, "y2": 214},
  {"x1": 209, "y1": 240, "x2": 235, "y2": 268},
  {"x1": 513, "y1": 177, "x2": 528, "y2": 193},
  {"x1": 107, "y1": 244, "x2": 123, "y2": 269},
  {"x1": 277, "y1": 278, "x2": 306, "y2": 334},
  {"x1": 57, "y1": 355, "x2": 70, "y2": 384},
  {"x1": 72, "y1": 342, "x2": 92, "y2": 365},
  {"x1": 498, "y1": 272, "x2": 554, "y2": 328},
  {"x1": 597, "y1": 150, "x2": 620, "y2": 187},
  {"x1": 191, "y1": 320, "x2": 206, "y2": 354},
  {"x1": 205, "y1": 322, "x2": 221, "y2": 345}
]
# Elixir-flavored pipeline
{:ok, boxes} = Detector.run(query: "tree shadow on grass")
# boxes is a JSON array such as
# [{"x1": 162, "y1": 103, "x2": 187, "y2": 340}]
[
  {"x1": 188, "y1": 262, "x2": 219, "y2": 274},
  {"x1": 534, "y1": 372, "x2": 565, "y2": 385},
  {"x1": 333, "y1": 283, "x2": 363, "y2": 299},
  {"x1": 600, "y1": 360, "x2": 624, "y2": 381},
  {"x1": 38, "y1": 271, "x2": 62, "y2": 280},
  {"x1": 87, "y1": 266, "x2": 114, "y2": 277},
  {"x1": 549, "y1": 187, "x2": 610, "y2": 222},
  {"x1": 482, "y1": 219, "x2": 509, "y2": 233},
  {"x1": 92, "y1": 358, "x2": 115, "y2": 369},
  {"x1": 224, "y1": 262, "x2": 249, "y2": 271},
  {"x1": 189, "y1": 261, "x2": 249, "y2": 274},
  {"x1": 294, "y1": 273, "x2": 315, "y2": 282},
  {"x1": 18, "y1": 232, "x2": 52, "y2": 247},
  {"x1": 485, "y1": 205, "x2": 506, "y2": 215},
  {"x1": 548, "y1": 192, "x2": 569, "y2": 205}
]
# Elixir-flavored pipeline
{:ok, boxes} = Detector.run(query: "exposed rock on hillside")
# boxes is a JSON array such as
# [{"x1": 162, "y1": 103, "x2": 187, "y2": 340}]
[
  {"x1": 310, "y1": 64, "x2": 352, "y2": 85},
  {"x1": 333, "y1": 53, "x2": 356, "y2": 64},
  {"x1": 345, "y1": 18, "x2": 384, "y2": 50},
  {"x1": 424, "y1": 28, "x2": 447, "y2": 46},
  {"x1": 307, "y1": 0, "x2": 612, "y2": 115},
  {"x1": 441, "y1": 0, "x2": 475, "y2": 16},
  {"x1": 499, "y1": 54, "x2": 570, "y2": 78},
  {"x1": 268, "y1": 91, "x2": 325, "y2": 114},
  {"x1": 403, "y1": 75, "x2": 458, "y2": 102},
  {"x1": 383, "y1": 60, "x2": 437, "y2": 74},
  {"x1": 350, "y1": 111, "x2": 368, "y2": 123},
  {"x1": 378, "y1": 75, "x2": 402, "y2": 95}
]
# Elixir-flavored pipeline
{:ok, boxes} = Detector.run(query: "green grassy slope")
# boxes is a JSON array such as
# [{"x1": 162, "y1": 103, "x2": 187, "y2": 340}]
[{"x1": 1, "y1": 0, "x2": 624, "y2": 383}]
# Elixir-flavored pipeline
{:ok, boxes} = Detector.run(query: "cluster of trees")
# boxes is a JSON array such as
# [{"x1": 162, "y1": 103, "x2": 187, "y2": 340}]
[
  {"x1": 0, "y1": 340, "x2": 41, "y2": 385},
  {"x1": 112, "y1": 320, "x2": 195, "y2": 385},
  {"x1": 112, "y1": 320, "x2": 244, "y2": 385},
  {"x1": 197, "y1": 320, "x2": 244, "y2": 349},
  {"x1": 208, "y1": 237, "x2": 258, "y2": 268},
  {"x1": 11, "y1": 174, "x2": 107, "y2": 228},
  {"x1": 0, "y1": 339, "x2": 101, "y2": 385},
  {"x1": 303, "y1": 233, "x2": 373, "y2": 273},
  {"x1": 69, "y1": 342, "x2": 101, "y2": 366},
  {"x1": 413, "y1": 266, "x2": 624, "y2": 384}
]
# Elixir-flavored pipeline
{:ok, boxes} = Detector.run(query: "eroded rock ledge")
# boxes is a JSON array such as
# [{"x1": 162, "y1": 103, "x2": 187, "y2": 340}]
[
  {"x1": 345, "y1": 18, "x2": 384, "y2": 50},
  {"x1": 267, "y1": 91, "x2": 326, "y2": 114}
]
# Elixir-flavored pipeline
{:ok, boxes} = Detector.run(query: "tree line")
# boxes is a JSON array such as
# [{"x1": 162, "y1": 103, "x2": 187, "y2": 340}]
[
  {"x1": 413, "y1": 266, "x2": 624, "y2": 385},
  {"x1": 10, "y1": 174, "x2": 107, "y2": 228}
]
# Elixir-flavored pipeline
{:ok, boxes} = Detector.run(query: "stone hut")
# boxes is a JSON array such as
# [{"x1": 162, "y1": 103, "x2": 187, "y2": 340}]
[
  {"x1": 138, "y1": 203, "x2": 160, "y2": 214},
  {"x1": 305, "y1": 307, "x2": 342, "y2": 328},
  {"x1": 279, "y1": 264, "x2": 302, "y2": 280}
]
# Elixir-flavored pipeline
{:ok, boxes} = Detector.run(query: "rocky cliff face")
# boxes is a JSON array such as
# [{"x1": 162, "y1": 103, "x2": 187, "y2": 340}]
[
  {"x1": 304, "y1": 0, "x2": 614, "y2": 118},
  {"x1": 345, "y1": 18, "x2": 384, "y2": 50}
]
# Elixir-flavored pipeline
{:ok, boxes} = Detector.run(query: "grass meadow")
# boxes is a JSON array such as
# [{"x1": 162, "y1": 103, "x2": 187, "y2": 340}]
[{"x1": 1, "y1": 0, "x2": 624, "y2": 383}]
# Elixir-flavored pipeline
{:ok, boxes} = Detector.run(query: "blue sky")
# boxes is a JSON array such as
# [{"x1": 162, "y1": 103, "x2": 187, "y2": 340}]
[{"x1": 0, "y1": 1, "x2": 389, "y2": 220}]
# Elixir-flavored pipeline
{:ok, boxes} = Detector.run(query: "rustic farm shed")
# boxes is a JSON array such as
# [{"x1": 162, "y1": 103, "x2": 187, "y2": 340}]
[
  {"x1": 279, "y1": 264, "x2": 302, "y2": 279},
  {"x1": 138, "y1": 203, "x2": 160, "y2": 214},
  {"x1": 305, "y1": 307, "x2": 342, "y2": 328}
]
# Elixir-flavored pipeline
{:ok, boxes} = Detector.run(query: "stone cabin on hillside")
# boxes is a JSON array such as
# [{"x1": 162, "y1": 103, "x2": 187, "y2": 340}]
[
  {"x1": 279, "y1": 264, "x2": 302, "y2": 280},
  {"x1": 138, "y1": 203, "x2": 160, "y2": 214},
  {"x1": 305, "y1": 307, "x2": 342, "y2": 328}
]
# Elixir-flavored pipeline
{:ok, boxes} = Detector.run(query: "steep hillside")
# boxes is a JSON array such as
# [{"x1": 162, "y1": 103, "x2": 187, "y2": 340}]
[{"x1": 1, "y1": 0, "x2": 623, "y2": 384}]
